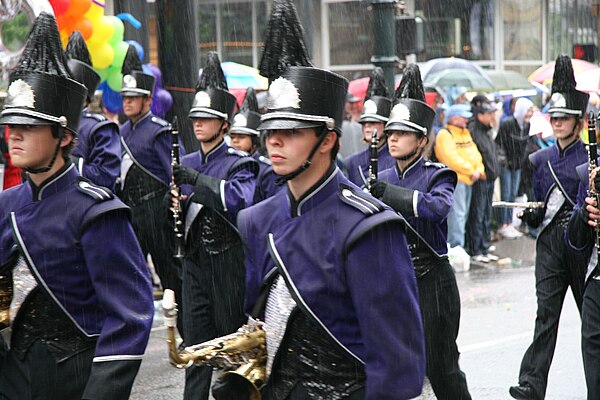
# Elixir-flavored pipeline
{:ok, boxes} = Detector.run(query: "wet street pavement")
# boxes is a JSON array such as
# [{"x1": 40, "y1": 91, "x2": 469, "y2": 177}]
[{"x1": 131, "y1": 234, "x2": 586, "y2": 399}]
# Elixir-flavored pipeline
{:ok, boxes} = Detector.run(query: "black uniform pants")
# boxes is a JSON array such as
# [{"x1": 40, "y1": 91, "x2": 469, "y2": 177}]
[
  {"x1": 583, "y1": 277, "x2": 600, "y2": 400},
  {"x1": 0, "y1": 340, "x2": 94, "y2": 400},
  {"x1": 518, "y1": 221, "x2": 587, "y2": 399},
  {"x1": 182, "y1": 245, "x2": 246, "y2": 400},
  {"x1": 418, "y1": 260, "x2": 471, "y2": 400}
]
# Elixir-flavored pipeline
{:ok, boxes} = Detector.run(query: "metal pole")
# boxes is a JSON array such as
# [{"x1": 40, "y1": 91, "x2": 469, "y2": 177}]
[
  {"x1": 156, "y1": 0, "x2": 199, "y2": 152},
  {"x1": 370, "y1": 0, "x2": 399, "y2": 95}
]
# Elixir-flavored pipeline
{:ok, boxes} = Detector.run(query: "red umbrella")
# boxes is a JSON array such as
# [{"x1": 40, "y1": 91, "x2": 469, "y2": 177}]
[
  {"x1": 528, "y1": 59, "x2": 599, "y2": 84},
  {"x1": 348, "y1": 77, "x2": 370, "y2": 101}
]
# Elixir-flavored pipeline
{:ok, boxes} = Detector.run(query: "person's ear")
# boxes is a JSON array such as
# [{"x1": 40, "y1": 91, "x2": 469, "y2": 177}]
[
  {"x1": 319, "y1": 130, "x2": 337, "y2": 154},
  {"x1": 60, "y1": 130, "x2": 74, "y2": 148}
]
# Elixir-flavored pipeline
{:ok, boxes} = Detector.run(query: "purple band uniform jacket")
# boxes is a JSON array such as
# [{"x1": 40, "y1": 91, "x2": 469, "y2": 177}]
[
  {"x1": 72, "y1": 110, "x2": 121, "y2": 191},
  {"x1": 344, "y1": 143, "x2": 396, "y2": 187},
  {"x1": 237, "y1": 167, "x2": 426, "y2": 400},
  {"x1": 120, "y1": 112, "x2": 180, "y2": 186},
  {"x1": 529, "y1": 139, "x2": 587, "y2": 205},
  {"x1": 378, "y1": 157, "x2": 457, "y2": 256},
  {"x1": 0, "y1": 164, "x2": 154, "y2": 397},
  {"x1": 181, "y1": 140, "x2": 258, "y2": 226}
]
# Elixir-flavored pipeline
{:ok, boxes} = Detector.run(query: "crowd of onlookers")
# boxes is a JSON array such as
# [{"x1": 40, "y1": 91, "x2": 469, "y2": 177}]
[{"x1": 341, "y1": 85, "x2": 558, "y2": 264}]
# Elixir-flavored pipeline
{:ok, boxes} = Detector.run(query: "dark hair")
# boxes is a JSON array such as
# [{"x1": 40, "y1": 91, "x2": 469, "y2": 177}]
[{"x1": 51, "y1": 125, "x2": 76, "y2": 160}]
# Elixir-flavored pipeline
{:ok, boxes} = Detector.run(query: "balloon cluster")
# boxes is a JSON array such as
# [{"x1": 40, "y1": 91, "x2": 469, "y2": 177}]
[
  {"x1": 48, "y1": 0, "x2": 172, "y2": 116},
  {"x1": 50, "y1": 0, "x2": 129, "y2": 89}
]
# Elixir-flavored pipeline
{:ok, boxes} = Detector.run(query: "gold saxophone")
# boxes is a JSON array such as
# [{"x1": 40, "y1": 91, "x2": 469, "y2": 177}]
[
  {"x1": 162, "y1": 289, "x2": 266, "y2": 400},
  {"x1": 0, "y1": 272, "x2": 12, "y2": 330}
]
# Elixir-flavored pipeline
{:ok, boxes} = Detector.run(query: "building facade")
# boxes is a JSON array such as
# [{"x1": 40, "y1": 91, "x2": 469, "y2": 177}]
[{"x1": 179, "y1": 0, "x2": 598, "y2": 80}]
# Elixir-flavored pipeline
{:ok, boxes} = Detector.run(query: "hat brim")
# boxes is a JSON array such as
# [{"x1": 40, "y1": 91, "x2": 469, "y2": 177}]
[
  {"x1": 384, "y1": 122, "x2": 423, "y2": 134},
  {"x1": 257, "y1": 118, "x2": 324, "y2": 131},
  {"x1": 359, "y1": 115, "x2": 389, "y2": 124},
  {"x1": 0, "y1": 113, "x2": 54, "y2": 126},
  {"x1": 189, "y1": 110, "x2": 225, "y2": 120},
  {"x1": 121, "y1": 89, "x2": 151, "y2": 97},
  {"x1": 230, "y1": 127, "x2": 259, "y2": 136},
  {"x1": 548, "y1": 110, "x2": 580, "y2": 118}
]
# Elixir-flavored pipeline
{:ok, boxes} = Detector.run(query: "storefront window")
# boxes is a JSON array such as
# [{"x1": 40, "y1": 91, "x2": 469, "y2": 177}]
[
  {"x1": 415, "y1": 0, "x2": 494, "y2": 61},
  {"x1": 503, "y1": 0, "x2": 542, "y2": 61},
  {"x1": 198, "y1": 0, "x2": 267, "y2": 67},
  {"x1": 327, "y1": 1, "x2": 373, "y2": 66}
]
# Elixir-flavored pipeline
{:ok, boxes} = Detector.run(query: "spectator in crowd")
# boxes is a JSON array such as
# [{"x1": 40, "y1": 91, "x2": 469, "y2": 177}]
[
  {"x1": 466, "y1": 95, "x2": 500, "y2": 263},
  {"x1": 495, "y1": 97, "x2": 534, "y2": 239},
  {"x1": 340, "y1": 92, "x2": 364, "y2": 158},
  {"x1": 434, "y1": 103, "x2": 485, "y2": 250},
  {"x1": 446, "y1": 85, "x2": 468, "y2": 106},
  {"x1": 500, "y1": 97, "x2": 518, "y2": 123}
]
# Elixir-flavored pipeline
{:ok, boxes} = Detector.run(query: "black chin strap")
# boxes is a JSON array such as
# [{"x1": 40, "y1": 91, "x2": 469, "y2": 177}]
[
  {"x1": 200, "y1": 120, "x2": 225, "y2": 143},
  {"x1": 275, "y1": 128, "x2": 330, "y2": 185},
  {"x1": 26, "y1": 126, "x2": 63, "y2": 175}
]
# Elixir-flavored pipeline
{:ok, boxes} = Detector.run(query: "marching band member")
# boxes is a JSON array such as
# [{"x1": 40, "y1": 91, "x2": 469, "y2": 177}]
[
  {"x1": 235, "y1": 2, "x2": 425, "y2": 398},
  {"x1": 510, "y1": 54, "x2": 590, "y2": 400},
  {"x1": 172, "y1": 52, "x2": 258, "y2": 400},
  {"x1": 344, "y1": 68, "x2": 395, "y2": 187},
  {"x1": 370, "y1": 64, "x2": 471, "y2": 400},
  {"x1": 0, "y1": 13, "x2": 153, "y2": 399},
  {"x1": 65, "y1": 31, "x2": 121, "y2": 191}
]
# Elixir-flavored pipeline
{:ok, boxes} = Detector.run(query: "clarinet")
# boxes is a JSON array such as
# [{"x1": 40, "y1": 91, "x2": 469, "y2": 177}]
[
  {"x1": 587, "y1": 111, "x2": 600, "y2": 250},
  {"x1": 367, "y1": 129, "x2": 378, "y2": 192},
  {"x1": 170, "y1": 117, "x2": 185, "y2": 259}
]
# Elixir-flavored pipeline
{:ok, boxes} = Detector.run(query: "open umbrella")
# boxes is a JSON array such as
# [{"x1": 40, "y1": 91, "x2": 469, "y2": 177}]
[
  {"x1": 347, "y1": 76, "x2": 369, "y2": 101},
  {"x1": 575, "y1": 68, "x2": 600, "y2": 93},
  {"x1": 528, "y1": 59, "x2": 599, "y2": 84},
  {"x1": 422, "y1": 68, "x2": 493, "y2": 90},
  {"x1": 420, "y1": 57, "x2": 491, "y2": 80},
  {"x1": 219, "y1": 61, "x2": 269, "y2": 90},
  {"x1": 487, "y1": 70, "x2": 533, "y2": 90}
]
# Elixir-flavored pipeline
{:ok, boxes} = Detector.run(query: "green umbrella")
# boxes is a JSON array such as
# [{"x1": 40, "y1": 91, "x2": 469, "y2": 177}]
[{"x1": 423, "y1": 68, "x2": 493, "y2": 90}]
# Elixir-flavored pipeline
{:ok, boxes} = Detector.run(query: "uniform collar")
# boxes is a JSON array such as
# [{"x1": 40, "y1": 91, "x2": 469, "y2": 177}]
[
  {"x1": 131, "y1": 112, "x2": 152, "y2": 130},
  {"x1": 201, "y1": 140, "x2": 227, "y2": 164},
  {"x1": 28, "y1": 163, "x2": 76, "y2": 201},
  {"x1": 288, "y1": 163, "x2": 338, "y2": 217},
  {"x1": 557, "y1": 138, "x2": 581, "y2": 158},
  {"x1": 395, "y1": 156, "x2": 423, "y2": 180}
]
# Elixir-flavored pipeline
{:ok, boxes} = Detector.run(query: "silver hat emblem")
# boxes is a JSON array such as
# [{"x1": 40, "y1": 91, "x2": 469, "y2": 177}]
[
  {"x1": 390, "y1": 103, "x2": 411, "y2": 122},
  {"x1": 123, "y1": 74, "x2": 137, "y2": 89},
  {"x1": 193, "y1": 91, "x2": 211, "y2": 108},
  {"x1": 267, "y1": 77, "x2": 301, "y2": 110},
  {"x1": 6, "y1": 79, "x2": 35, "y2": 108},
  {"x1": 233, "y1": 114, "x2": 247, "y2": 127},
  {"x1": 551, "y1": 92, "x2": 567, "y2": 108},
  {"x1": 363, "y1": 99, "x2": 378, "y2": 115}
]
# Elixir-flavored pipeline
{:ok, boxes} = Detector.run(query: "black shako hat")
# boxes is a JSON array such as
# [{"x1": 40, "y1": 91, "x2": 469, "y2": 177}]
[
  {"x1": 230, "y1": 87, "x2": 261, "y2": 136},
  {"x1": 359, "y1": 67, "x2": 391, "y2": 124},
  {"x1": 189, "y1": 52, "x2": 237, "y2": 122},
  {"x1": 385, "y1": 64, "x2": 435, "y2": 136},
  {"x1": 548, "y1": 54, "x2": 589, "y2": 118},
  {"x1": 258, "y1": 66, "x2": 349, "y2": 134},
  {"x1": 120, "y1": 45, "x2": 155, "y2": 97},
  {"x1": 0, "y1": 12, "x2": 86, "y2": 134},
  {"x1": 65, "y1": 31, "x2": 100, "y2": 103}
]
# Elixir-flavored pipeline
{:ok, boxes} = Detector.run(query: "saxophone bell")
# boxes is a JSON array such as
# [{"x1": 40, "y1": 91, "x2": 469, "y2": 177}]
[{"x1": 162, "y1": 290, "x2": 266, "y2": 398}]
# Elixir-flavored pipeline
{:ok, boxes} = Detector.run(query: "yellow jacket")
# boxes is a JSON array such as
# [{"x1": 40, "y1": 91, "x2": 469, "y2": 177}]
[{"x1": 434, "y1": 125, "x2": 485, "y2": 185}]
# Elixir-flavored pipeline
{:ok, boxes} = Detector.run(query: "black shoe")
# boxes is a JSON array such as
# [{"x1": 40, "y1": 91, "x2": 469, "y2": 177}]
[{"x1": 509, "y1": 384, "x2": 535, "y2": 399}]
